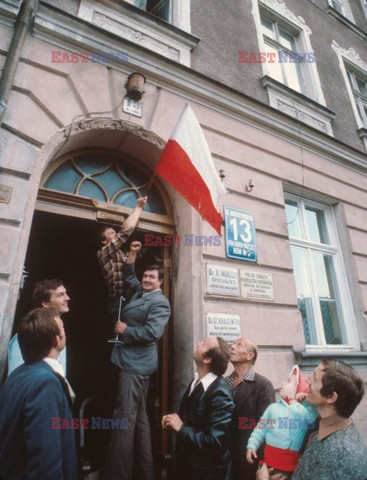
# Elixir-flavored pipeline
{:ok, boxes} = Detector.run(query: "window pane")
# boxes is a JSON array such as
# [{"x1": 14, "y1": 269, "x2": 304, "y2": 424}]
[
  {"x1": 278, "y1": 28, "x2": 296, "y2": 51},
  {"x1": 125, "y1": 0, "x2": 171, "y2": 21},
  {"x1": 75, "y1": 155, "x2": 111, "y2": 175},
  {"x1": 285, "y1": 201, "x2": 302, "y2": 239},
  {"x1": 356, "y1": 77, "x2": 367, "y2": 97},
  {"x1": 312, "y1": 253, "x2": 345, "y2": 345},
  {"x1": 264, "y1": 43, "x2": 284, "y2": 83},
  {"x1": 260, "y1": 16, "x2": 275, "y2": 39},
  {"x1": 125, "y1": 0, "x2": 148, "y2": 9},
  {"x1": 291, "y1": 247, "x2": 317, "y2": 344},
  {"x1": 78, "y1": 179, "x2": 106, "y2": 201},
  {"x1": 332, "y1": 0, "x2": 344, "y2": 14},
  {"x1": 305, "y1": 207, "x2": 329, "y2": 244},
  {"x1": 283, "y1": 61, "x2": 303, "y2": 93},
  {"x1": 44, "y1": 160, "x2": 81, "y2": 193},
  {"x1": 356, "y1": 97, "x2": 367, "y2": 124},
  {"x1": 147, "y1": 0, "x2": 171, "y2": 21}
]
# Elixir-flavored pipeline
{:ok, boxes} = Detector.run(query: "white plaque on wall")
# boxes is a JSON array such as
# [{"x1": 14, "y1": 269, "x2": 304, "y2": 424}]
[
  {"x1": 206, "y1": 264, "x2": 240, "y2": 297},
  {"x1": 206, "y1": 313, "x2": 241, "y2": 342},
  {"x1": 240, "y1": 269, "x2": 274, "y2": 301}
]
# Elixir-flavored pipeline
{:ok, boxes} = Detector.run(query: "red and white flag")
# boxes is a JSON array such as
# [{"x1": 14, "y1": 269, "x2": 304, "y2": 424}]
[{"x1": 155, "y1": 105, "x2": 226, "y2": 235}]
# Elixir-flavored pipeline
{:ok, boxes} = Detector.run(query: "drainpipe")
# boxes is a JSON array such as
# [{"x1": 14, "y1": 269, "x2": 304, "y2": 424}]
[{"x1": 0, "y1": 0, "x2": 39, "y2": 126}]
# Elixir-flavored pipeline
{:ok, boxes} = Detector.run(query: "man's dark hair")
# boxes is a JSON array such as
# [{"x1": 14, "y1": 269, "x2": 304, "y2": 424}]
[
  {"x1": 204, "y1": 337, "x2": 231, "y2": 376},
  {"x1": 18, "y1": 308, "x2": 60, "y2": 363},
  {"x1": 321, "y1": 359, "x2": 365, "y2": 418},
  {"x1": 97, "y1": 224, "x2": 116, "y2": 244},
  {"x1": 32, "y1": 279, "x2": 64, "y2": 308},
  {"x1": 143, "y1": 264, "x2": 164, "y2": 282}
]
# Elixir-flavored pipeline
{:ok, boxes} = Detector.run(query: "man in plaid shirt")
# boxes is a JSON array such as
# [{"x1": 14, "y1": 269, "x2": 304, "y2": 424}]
[{"x1": 97, "y1": 196, "x2": 147, "y2": 328}]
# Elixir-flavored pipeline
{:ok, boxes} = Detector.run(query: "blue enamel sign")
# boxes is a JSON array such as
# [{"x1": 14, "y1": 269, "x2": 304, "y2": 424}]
[{"x1": 224, "y1": 206, "x2": 257, "y2": 262}]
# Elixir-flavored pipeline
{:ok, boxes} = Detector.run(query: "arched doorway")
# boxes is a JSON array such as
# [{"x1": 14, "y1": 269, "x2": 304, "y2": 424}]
[{"x1": 18, "y1": 146, "x2": 175, "y2": 474}]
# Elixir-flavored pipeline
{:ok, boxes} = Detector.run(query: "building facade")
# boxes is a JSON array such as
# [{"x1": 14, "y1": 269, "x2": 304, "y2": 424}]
[{"x1": 1, "y1": 0, "x2": 367, "y2": 474}]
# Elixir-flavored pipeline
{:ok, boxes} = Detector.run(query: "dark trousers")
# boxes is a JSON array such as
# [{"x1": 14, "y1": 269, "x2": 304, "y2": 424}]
[{"x1": 105, "y1": 371, "x2": 154, "y2": 480}]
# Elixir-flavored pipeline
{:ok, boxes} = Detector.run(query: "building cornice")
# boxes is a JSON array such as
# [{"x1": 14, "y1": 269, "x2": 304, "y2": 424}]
[{"x1": 1, "y1": 2, "x2": 366, "y2": 174}]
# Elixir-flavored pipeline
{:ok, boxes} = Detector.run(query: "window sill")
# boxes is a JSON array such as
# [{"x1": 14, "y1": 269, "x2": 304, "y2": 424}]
[
  {"x1": 326, "y1": 6, "x2": 367, "y2": 41},
  {"x1": 78, "y1": 0, "x2": 200, "y2": 67},
  {"x1": 261, "y1": 75, "x2": 336, "y2": 135},
  {"x1": 294, "y1": 349, "x2": 367, "y2": 369},
  {"x1": 357, "y1": 127, "x2": 367, "y2": 152}
]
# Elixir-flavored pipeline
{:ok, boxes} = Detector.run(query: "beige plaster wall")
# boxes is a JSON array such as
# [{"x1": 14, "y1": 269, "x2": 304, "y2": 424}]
[{"x1": 0, "y1": 22, "x2": 366, "y2": 440}]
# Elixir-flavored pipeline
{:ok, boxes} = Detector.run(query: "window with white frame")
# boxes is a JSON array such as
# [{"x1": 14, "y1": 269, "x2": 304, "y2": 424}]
[
  {"x1": 362, "y1": 0, "x2": 367, "y2": 18},
  {"x1": 327, "y1": 0, "x2": 355, "y2": 21},
  {"x1": 347, "y1": 70, "x2": 367, "y2": 127},
  {"x1": 78, "y1": 0, "x2": 194, "y2": 66},
  {"x1": 124, "y1": 0, "x2": 172, "y2": 22},
  {"x1": 254, "y1": 0, "x2": 334, "y2": 134},
  {"x1": 331, "y1": 0, "x2": 345, "y2": 15},
  {"x1": 285, "y1": 195, "x2": 357, "y2": 348},
  {"x1": 260, "y1": 15, "x2": 306, "y2": 94}
]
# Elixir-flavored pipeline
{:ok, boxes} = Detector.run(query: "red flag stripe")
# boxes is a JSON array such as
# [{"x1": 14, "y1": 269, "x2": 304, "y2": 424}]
[{"x1": 156, "y1": 140, "x2": 223, "y2": 235}]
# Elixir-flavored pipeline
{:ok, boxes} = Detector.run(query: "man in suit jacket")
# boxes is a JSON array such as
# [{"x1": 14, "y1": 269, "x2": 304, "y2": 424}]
[
  {"x1": 162, "y1": 336, "x2": 234, "y2": 480},
  {"x1": 106, "y1": 240, "x2": 171, "y2": 480},
  {"x1": 226, "y1": 337, "x2": 275, "y2": 480},
  {"x1": 0, "y1": 307, "x2": 77, "y2": 480}
]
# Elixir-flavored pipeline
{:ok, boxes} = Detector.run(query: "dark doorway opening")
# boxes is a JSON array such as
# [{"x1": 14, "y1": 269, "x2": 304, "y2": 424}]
[{"x1": 15, "y1": 210, "x2": 169, "y2": 474}]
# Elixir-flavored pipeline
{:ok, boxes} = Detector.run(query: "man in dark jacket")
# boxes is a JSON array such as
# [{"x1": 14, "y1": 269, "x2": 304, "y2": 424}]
[
  {"x1": 0, "y1": 307, "x2": 77, "y2": 480},
  {"x1": 162, "y1": 336, "x2": 234, "y2": 480},
  {"x1": 226, "y1": 337, "x2": 275, "y2": 480}
]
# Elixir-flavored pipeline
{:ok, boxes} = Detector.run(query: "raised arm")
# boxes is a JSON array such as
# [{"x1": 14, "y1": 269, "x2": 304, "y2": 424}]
[
  {"x1": 97, "y1": 198, "x2": 147, "y2": 262},
  {"x1": 124, "y1": 196, "x2": 147, "y2": 230}
]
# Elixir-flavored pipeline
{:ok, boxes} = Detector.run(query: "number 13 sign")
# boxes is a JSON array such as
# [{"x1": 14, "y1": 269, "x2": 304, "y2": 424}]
[{"x1": 224, "y1": 206, "x2": 257, "y2": 262}]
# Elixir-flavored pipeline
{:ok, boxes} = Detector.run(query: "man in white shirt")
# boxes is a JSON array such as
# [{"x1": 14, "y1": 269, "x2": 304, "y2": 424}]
[
  {"x1": 162, "y1": 336, "x2": 234, "y2": 480},
  {"x1": 0, "y1": 307, "x2": 77, "y2": 479},
  {"x1": 7, "y1": 279, "x2": 70, "y2": 375}
]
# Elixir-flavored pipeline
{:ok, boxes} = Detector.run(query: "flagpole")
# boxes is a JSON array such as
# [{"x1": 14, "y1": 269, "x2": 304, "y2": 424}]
[{"x1": 142, "y1": 172, "x2": 157, "y2": 196}]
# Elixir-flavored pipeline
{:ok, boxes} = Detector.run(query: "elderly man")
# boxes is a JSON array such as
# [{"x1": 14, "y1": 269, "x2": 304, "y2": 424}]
[
  {"x1": 162, "y1": 336, "x2": 234, "y2": 480},
  {"x1": 257, "y1": 360, "x2": 367, "y2": 480},
  {"x1": 227, "y1": 337, "x2": 275, "y2": 480},
  {"x1": 0, "y1": 308, "x2": 77, "y2": 479}
]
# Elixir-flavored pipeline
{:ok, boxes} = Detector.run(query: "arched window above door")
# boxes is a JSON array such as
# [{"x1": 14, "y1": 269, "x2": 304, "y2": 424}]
[{"x1": 43, "y1": 152, "x2": 167, "y2": 215}]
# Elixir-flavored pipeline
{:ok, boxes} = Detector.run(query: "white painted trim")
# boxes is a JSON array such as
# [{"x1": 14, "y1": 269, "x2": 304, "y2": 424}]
[
  {"x1": 78, "y1": 0, "x2": 193, "y2": 66},
  {"x1": 327, "y1": 0, "x2": 355, "y2": 22},
  {"x1": 253, "y1": 0, "x2": 326, "y2": 109},
  {"x1": 262, "y1": 76, "x2": 334, "y2": 135},
  {"x1": 32, "y1": 4, "x2": 367, "y2": 173},
  {"x1": 331, "y1": 41, "x2": 367, "y2": 135},
  {"x1": 285, "y1": 192, "x2": 360, "y2": 350}
]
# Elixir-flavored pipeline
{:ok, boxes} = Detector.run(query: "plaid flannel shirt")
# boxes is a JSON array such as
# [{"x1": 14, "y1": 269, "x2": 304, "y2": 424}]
[{"x1": 97, "y1": 223, "x2": 134, "y2": 297}]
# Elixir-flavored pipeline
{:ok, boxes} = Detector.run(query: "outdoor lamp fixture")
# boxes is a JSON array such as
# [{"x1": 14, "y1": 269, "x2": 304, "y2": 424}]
[
  {"x1": 246, "y1": 179, "x2": 255, "y2": 193},
  {"x1": 219, "y1": 169, "x2": 225, "y2": 181},
  {"x1": 126, "y1": 72, "x2": 146, "y2": 101}
]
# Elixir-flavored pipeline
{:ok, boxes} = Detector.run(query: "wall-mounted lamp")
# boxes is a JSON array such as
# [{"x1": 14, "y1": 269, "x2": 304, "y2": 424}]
[
  {"x1": 219, "y1": 169, "x2": 225, "y2": 181},
  {"x1": 246, "y1": 179, "x2": 254, "y2": 193},
  {"x1": 126, "y1": 72, "x2": 146, "y2": 101}
]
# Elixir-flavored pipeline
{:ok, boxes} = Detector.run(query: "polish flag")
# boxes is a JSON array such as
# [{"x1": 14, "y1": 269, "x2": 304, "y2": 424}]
[{"x1": 155, "y1": 105, "x2": 226, "y2": 235}]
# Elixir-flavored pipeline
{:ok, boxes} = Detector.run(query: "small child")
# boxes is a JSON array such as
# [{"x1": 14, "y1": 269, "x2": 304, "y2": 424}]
[{"x1": 246, "y1": 365, "x2": 318, "y2": 479}]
